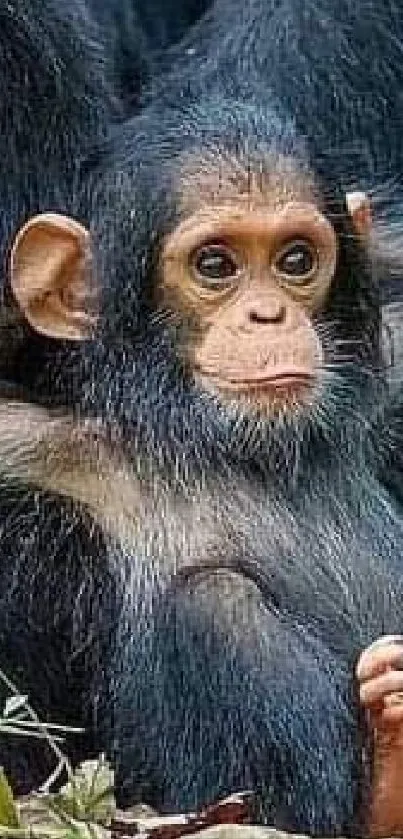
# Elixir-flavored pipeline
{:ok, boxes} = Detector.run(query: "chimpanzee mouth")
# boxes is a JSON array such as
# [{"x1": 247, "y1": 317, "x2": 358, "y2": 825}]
[
  {"x1": 202, "y1": 372, "x2": 315, "y2": 395},
  {"x1": 212, "y1": 375, "x2": 317, "y2": 414}
]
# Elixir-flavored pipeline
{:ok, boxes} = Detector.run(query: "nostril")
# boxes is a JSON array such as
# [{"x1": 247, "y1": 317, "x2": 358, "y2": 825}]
[{"x1": 249, "y1": 306, "x2": 286, "y2": 325}]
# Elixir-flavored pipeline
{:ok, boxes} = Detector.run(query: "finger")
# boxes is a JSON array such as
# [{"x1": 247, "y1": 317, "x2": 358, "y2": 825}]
[
  {"x1": 360, "y1": 670, "x2": 403, "y2": 706},
  {"x1": 356, "y1": 639, "x2": 403, "y2": 682}
]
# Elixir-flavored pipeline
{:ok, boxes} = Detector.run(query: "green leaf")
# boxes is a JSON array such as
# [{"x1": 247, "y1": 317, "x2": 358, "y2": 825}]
[
  {"x1": 0, "y1": 768, "x2": 20, "y2": 828},
  {"x1": 52, "y1": 757, "x2": 116, "y2": 825}
]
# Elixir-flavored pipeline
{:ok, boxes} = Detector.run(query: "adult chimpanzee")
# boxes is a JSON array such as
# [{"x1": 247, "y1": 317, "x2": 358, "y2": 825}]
[{"x1": 3, "y1": 2, "x2": 403, "y2": 837}]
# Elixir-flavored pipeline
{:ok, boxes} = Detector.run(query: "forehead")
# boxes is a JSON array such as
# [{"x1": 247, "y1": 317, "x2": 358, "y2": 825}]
[{"x1": 178, "y1": 152, "x2": 318, "y2": 217}]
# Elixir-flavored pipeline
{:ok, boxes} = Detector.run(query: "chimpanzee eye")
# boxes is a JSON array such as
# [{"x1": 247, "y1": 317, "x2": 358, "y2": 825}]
[
  {"x1": 192, "y1": 243, "x2": 241, "y2": 288},
  {"x1": 275, "y1": 240, "x2": 317, "y2": 281}
]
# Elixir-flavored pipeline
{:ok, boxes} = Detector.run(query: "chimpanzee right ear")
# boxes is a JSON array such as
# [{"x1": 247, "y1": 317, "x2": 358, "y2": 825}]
[
  {"x1": 346, "y1": 191, "x2": 372, "y2": 238},
  {"x1": 9, "y1": 213, "x2": 98, "y2": 341}
]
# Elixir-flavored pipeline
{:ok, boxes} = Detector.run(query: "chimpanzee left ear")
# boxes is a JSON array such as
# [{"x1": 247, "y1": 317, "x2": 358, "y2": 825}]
[
  {"x1": 9, "y1": 212, "x2": 98, "y2": 341},
  {"x1": 346, "y1": 191, "x2": 372, "y2": 237}
]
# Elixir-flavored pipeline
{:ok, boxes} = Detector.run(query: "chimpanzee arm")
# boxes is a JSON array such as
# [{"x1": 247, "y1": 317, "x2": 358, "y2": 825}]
[{"x1": 110, "y1": 569, "x2": 367, "y2": 835}]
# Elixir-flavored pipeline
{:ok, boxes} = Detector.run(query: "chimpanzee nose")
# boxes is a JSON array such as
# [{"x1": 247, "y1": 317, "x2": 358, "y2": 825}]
[{"x1": 248, "y1": 303, "x2": 286, "y2": 325}]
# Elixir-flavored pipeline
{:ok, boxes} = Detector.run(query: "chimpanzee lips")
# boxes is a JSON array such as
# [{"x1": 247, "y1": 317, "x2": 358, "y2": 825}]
[{"x1": 202, "y1": 372, "x2": 315, "y2": 394}]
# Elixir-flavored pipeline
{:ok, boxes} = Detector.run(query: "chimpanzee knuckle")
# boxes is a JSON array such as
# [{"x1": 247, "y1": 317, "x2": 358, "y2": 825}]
[
  {"x1": 360, "y1": 671, "x2": 403, "y2": 706},
  {"x1": 356, "y1": 638, "x2": 403, "y2": 682}
]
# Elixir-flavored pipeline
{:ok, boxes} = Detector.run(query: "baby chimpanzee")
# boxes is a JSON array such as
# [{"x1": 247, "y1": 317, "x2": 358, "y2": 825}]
[{"x1": 2, "y1": 0, "x2": 403, "y2": 836}]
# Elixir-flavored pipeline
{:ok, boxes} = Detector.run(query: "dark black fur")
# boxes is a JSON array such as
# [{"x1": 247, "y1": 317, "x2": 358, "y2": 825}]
[
  {"x1": 2, "y1": 0, "x2": 403, "y2": 835},
  {"x1": 0, "y1": 0, "x2": 113, "y2": 245},
  {"x1": 87, "y1": 0, "x2": 211, "y2": 116},
  {"x1": 163, "y1": 0, "x2": 403, "y2": 191}
]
